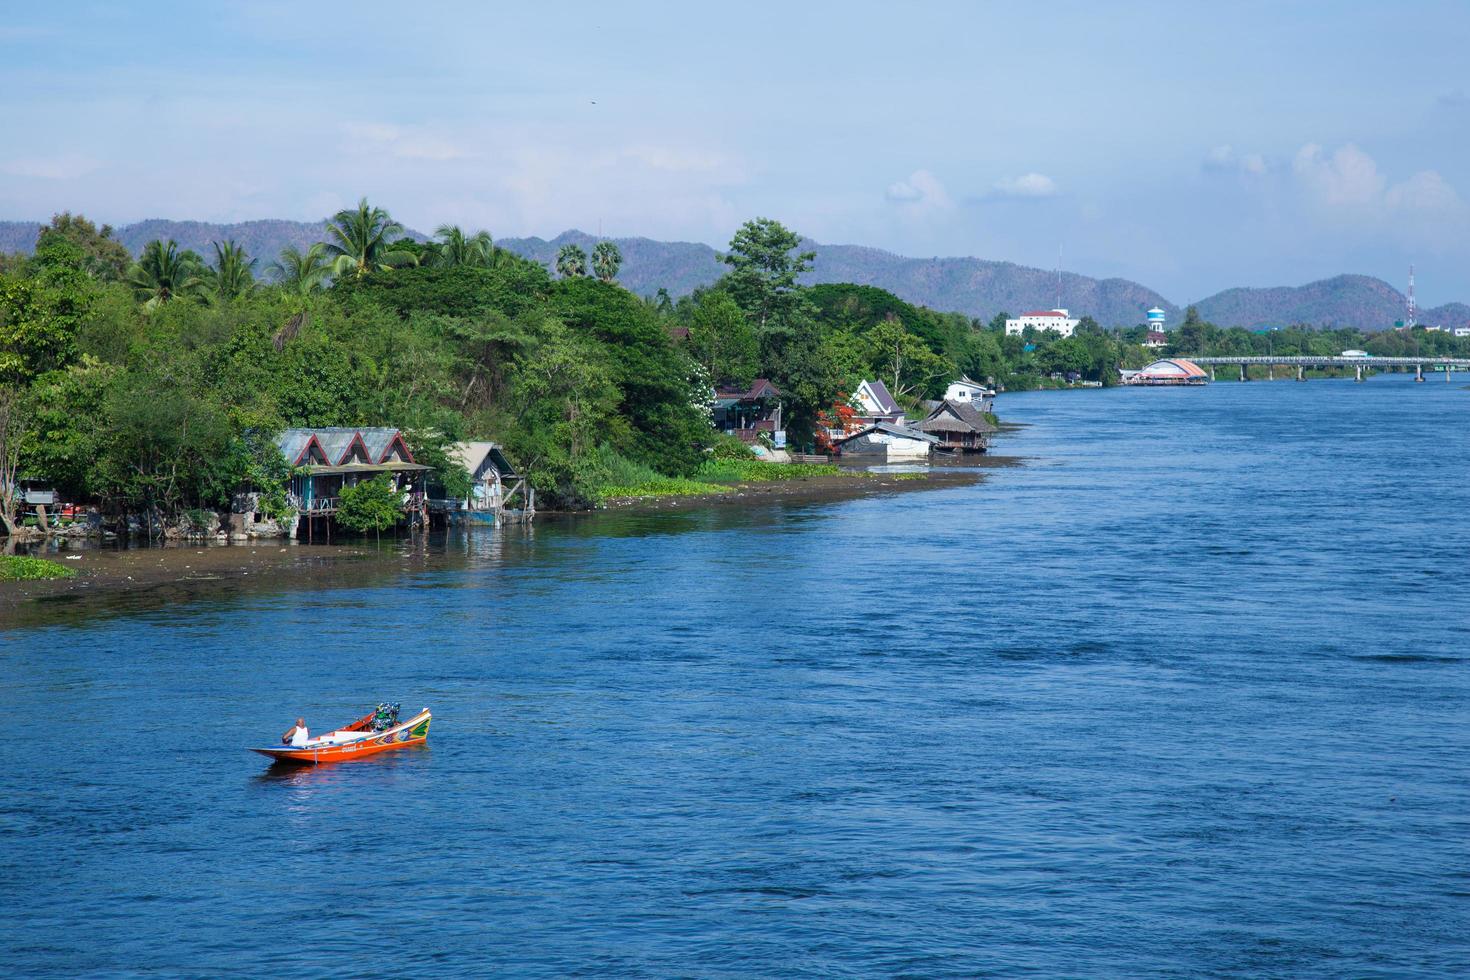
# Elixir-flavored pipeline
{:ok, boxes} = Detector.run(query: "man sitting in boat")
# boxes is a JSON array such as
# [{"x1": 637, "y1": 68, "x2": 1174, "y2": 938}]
[{"x1": 281, "y1": 718, "x2": 309, "y2": 747}]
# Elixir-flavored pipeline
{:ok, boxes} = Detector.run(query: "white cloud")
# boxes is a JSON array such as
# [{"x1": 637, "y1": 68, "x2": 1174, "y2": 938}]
[
  {"x1": 340, "y1": 122, "x2": 466, "y2": 162},
  {"x1": 2, "y1": 153, "x2": 101, "y2": 180},
  {"x1": 991, "y1": 172, "x2": 1057, "y2": 198},
  {"x1": 1203, "y1": 144, "x2": 1267, "y2": 176},
  {"x1": 1384, "y1": 170, "x2": 1460, "y2": 212},
  {"x1": 885, "y1": 169, "x2": 953, "y2": 211},
  {"x1": 1293, "y1": 142, "x2": 1461, "y2": 216},
  {"x1": 1292, "y1": 143, "x2": 1385, "y2": 208}
]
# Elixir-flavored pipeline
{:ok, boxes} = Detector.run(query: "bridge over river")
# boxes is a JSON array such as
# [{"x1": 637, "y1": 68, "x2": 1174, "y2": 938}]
[{"x1": 1187, "y1": 355, "x2": 1470, "y2": 382}]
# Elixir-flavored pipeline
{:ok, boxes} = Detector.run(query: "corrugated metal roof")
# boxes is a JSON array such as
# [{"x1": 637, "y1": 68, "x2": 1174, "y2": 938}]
[{"x1": 450, "y1": 441, "x2": 517, "y2": 479}]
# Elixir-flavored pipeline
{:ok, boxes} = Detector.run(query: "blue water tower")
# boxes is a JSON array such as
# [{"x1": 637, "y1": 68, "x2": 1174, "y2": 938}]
[{"x1": 1146, "y1": 307, "x2": 1167, "y2": 330}]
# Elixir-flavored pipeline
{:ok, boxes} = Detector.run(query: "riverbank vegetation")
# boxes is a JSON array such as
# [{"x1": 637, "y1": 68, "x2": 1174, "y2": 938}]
[
  {"x1": 5, "y1": 206, "x2": 1463, "y2": 532},
  {"x1": 0, "y1": 553, "x2": 76, "y2": 581}
]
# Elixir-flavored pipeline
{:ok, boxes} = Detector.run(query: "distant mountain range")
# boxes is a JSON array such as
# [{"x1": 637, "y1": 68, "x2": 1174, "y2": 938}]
[{"x1": 3, "y1": 218, "x2": 1463, "y2": 330}]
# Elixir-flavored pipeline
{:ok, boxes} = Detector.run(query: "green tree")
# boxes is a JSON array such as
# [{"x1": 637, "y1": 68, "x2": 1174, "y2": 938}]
[
  {"x1": 506, "y1": 319, "x2": 622, "y2": 506},
  {"x1": 0, "y1": 273, "x2": 87, "y2": 384},
  {"x1": 555, "y1": 243, "x2": 588, "y2": 278},
  {"x1": 127, "y1": 240, "x2": 204, "y2": 310},
  {"x1": 322, "y1": 198, "x2": 416, "y2": 279},
  {"x1": 687, "y1": 290, "x2": 758, "y2": 387},
  {"x1": 336, "y1": 474, "x2": 402, "y2": 541},
  {"x1": 36, "y1": 213, "x2": 131, "y2": 282},
  {"x1": 202, "y1": 240, "x2": 256, "y2": 304},
  {"x1": 591, "y1": 241, "x2": 623, "y2": 282},
  {"x1": 720, "y1": 217, "x2": 814, "y2": 333},
  {"x1": 864, "y1": 317, "x2": 947, "y2": 401},
  {"x1": 0, "y1": 386, "x2": 29, "y2": 536},
  {"x1": 268, "y1": 243, "x2": 330, "y2": 296},
  {"x1": 433, "y1": 225, "x2": 495, "y2": 268}
]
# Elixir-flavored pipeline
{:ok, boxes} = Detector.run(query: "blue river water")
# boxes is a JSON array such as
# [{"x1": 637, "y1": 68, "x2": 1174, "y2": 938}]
[{"x1": 3, "y1": 374, "x2": 1468, "y2": 976}]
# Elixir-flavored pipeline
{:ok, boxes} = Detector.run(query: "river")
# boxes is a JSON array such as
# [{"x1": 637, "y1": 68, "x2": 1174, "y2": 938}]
[{"x1": 3, "y1": 374, "x2": 1467, "y2": 976}]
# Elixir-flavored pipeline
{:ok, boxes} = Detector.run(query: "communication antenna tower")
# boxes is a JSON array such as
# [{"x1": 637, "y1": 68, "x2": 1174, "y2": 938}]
[
  {"x1": 1056, "y1": 244, "x2": 1062, "y2": 309},
  {"x1": 1406, "y1": 265, "x2": 1416, "y2": 328}
]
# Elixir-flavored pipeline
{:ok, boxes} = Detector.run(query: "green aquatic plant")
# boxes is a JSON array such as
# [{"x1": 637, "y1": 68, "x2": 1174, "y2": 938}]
[{"x1": 0, "y1": 554, "x2": 78, "y2": 581}]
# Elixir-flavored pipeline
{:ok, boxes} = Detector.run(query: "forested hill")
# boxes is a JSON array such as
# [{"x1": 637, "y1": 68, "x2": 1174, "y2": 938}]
[
  {"x1": 1, "y1": 218, "x2": 1462, "y2": 329},
  {"x1": 1194, "y1": 274, "x2": 1466, "y2": 331}
]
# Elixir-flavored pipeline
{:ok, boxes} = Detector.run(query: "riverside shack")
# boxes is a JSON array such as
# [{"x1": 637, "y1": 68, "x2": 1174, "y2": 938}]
[
  {"x1": 914, "y1": 400, "x2": 997, "y2": 454},
  {"x1": 446, "y1": 441, "x2": 534, "y2": 524},
  {"x1": 276, "y1": 427, "x2": 429, "y2": 539},
  {"x1": 713, "y1": 379, "x2": 785, "y2": 446}
]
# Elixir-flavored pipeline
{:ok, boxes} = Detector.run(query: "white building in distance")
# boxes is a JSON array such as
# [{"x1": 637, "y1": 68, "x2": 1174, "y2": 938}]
[{"x1": 1006, "y1": 309, "x2": 1080, "y2": 338}]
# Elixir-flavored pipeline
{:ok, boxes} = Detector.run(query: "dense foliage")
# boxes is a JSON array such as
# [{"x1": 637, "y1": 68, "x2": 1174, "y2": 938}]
[{"x1": 2, "y1": 205, "x2": 1466, "y2": 533}]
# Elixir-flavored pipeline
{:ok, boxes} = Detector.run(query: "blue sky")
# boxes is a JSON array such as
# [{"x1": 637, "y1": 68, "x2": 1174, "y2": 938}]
[{"x1": 3, "y1": 1, "x2": 1468, "y2": 303}]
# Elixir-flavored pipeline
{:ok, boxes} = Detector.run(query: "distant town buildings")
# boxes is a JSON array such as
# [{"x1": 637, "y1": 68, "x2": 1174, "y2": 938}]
[
  {"x1": 1140, "y1": 307, "x2": 1170, "y2": 348},
  {"x1": 1005, "y1": 309, "x2": 1079, "y2": 339}
]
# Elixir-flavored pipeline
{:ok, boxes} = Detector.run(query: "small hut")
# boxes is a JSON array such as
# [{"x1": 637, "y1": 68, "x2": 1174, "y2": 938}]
[
  {"x1": 833, "y1": 422, "x2": 937, "y2": 461},
  {"x1": 914, "y1": 400, "x2": 997, "y2": 454},
  {"x1": 446, "y1": 442, "x2": 534, "y2": 524}
]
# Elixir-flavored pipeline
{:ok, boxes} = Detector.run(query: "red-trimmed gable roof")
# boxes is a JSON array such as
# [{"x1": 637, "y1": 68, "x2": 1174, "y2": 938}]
[{"x1": 1018, "y1": 310, "x2": 1066, "y2": 317}]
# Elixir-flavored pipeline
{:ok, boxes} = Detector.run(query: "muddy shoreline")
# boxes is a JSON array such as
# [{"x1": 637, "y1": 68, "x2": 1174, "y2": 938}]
[{"x1": 2, "y1": 457, "x2": 1022, "y2": 624}]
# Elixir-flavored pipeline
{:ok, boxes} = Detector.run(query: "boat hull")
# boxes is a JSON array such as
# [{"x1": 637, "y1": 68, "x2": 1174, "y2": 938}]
[{"x1": 251, "y1": 710, "x2": 431, "y2": 765}]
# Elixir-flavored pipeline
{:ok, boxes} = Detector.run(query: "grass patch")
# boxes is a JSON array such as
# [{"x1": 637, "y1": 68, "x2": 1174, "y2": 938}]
[
  {"x1": 891, "y1": 472, "x2": 928, "y2": 481},
  {"x1": 698, "y1": 458, "x2": 841, "y2": 482},
  {"x1": 0, "y1": 554, "x2": 78, "y2": 582},
  {"x1": 595, "y1": 477, "x2": 729, "y2": 502}
]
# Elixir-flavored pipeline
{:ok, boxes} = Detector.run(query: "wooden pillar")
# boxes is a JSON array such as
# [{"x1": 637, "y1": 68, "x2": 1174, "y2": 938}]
[
  {"x1": 1268, "y1": 364, "x2": 1275, "y2": 381},
  {"x1": 1239, "y1": 364, "x2": 1247, "y2": 382},
  {"x1": 1355, "y1": 364, "x2": 1363, "y2": 382},
  {"x1": 1415, "y1": 363, "x2": 1424, "y2": 382},
  {"x1": 1297, "y1": 365, "x2": 1304, "y2": 381}
]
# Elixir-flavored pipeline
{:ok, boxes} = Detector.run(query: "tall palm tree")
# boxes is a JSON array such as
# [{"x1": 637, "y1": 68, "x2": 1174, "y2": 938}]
[
  {"x1": 555, "y1": 243, "x2": 588, "y2": 278},
  {"x1": 202, "y1": 240, "x2": 257, "y2": 304},
  {"x1": 591, "y1": 241, "x2": 623, "y2": 283},
  {"x1": 433, "y1": 224, "x2": 495, "y2": 268},
  {"x1": 268, "y1": 243, "x2": 331, "y2": 295},
  {"x1": 321, "y1": 198, "x2": 416, "y2": 279},
  {"x1": 127, "y1": 239, "x2": 204, "y2": 310}
]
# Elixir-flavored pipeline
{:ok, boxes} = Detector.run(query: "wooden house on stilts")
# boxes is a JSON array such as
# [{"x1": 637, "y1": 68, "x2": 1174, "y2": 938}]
[{"x1": 914, "y1": 400, "x2": 998, "y2": 454}]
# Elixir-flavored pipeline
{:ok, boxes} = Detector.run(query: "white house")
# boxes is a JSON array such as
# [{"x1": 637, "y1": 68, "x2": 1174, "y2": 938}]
[
  {"x1": 944, "y1": 376, "x2": 994, "y2": 406},
  {"x1": 1005, "y1": 309, "x2": 1080, "y2": 338},
  {"x1": 850, "y1": 379, "x2": 905, "y2": 424},
  {"x1": 1454, "y1": 326, "x2": 1470, "y2": 338}
]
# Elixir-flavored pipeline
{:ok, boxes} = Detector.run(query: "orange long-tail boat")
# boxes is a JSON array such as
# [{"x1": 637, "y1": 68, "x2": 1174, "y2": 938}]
[{"x1": 251, "y1": 705, "x2": 431, "y2": 765}]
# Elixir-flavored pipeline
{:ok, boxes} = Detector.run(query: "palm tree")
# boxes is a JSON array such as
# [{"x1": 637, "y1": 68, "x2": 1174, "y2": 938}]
[
  {"x1": 321, "y1": 198, "x2": 416, "y2": 279},
  {"x1": 591, "y1": 241, "x2": 623, "y2": 283},
  {"x1": 127, "y1": 239, "x2": 204, "y2": 310},
  {"x1": 433, "y1": 224, "x2": 495, "y2": 268},
  {"x1": 555, "y1": 243, "x2": 588, "y2": 278},
  {"x1": 202, "y1": 240, "x2": 256, "y2": 304},
  {"x1": 268, "y1": 243, "x2": 331, "y2": 295}
]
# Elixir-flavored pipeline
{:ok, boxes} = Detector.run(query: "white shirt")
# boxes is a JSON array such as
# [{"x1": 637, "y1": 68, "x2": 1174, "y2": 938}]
[{"x1": 288, "y1": 725, "x2": 309, "y2": 747}]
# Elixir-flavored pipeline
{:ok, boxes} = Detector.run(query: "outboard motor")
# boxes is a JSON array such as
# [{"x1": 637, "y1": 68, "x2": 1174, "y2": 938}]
[{"x1": 372, "y1": 702, "x2": 401, "y2": 732}]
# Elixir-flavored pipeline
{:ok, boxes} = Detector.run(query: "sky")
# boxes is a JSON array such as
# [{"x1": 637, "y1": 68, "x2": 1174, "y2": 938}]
[{"x1": 3, "y1": 1, "x2": 1468, "y2": 304}]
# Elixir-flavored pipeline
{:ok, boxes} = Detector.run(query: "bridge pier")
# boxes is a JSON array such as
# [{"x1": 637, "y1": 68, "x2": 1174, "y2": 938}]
[
  {"x1": 1210, "y1": 366, "x2": 1216, "y2": 381},
  {"x1": 1268, "y1": 364, "x2": 1275, "y2": 381},
  {"x1": 1297, "y1": 365, "x2": 1304, "y2": 381},
  {"x1": 1355, "y1": 364, "x2": 1364, "y2": 382},
  {"x1": 1448, "y1": 364, "x2": 1453, "y2": 383},
  {"x1": 1415, "y1": 363, "x2": 1424, "y2": 383},
  {"x1": 1239, "y1": 364, "x2": 1247, "y2": 382}
]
